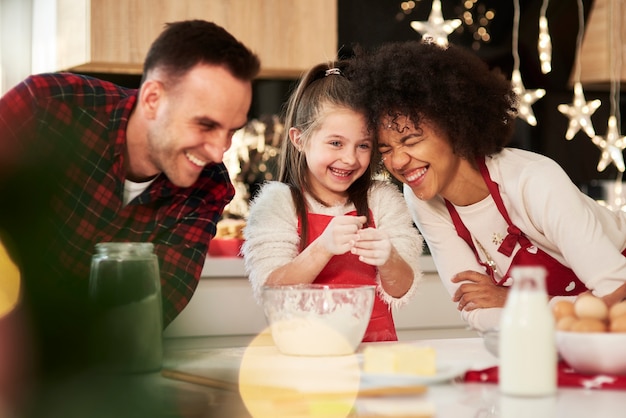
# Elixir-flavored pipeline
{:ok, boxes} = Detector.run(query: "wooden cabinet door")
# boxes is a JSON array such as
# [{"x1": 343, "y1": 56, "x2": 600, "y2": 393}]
[{"x1": 50, "y1": 0, "x2": 337, "y2": 78}]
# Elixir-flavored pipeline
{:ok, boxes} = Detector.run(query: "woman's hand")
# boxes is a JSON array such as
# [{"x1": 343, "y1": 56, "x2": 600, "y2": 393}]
[
  {"x1": 318, "y1": 215, "x2": 366, "y2": 256},
  {"x1": 601, "y1": 281, "x2": 626, "y2": 307},
  {"x1": 351, "y1": 227, "x2": 391, "y2": 266},
  {"x1": 451, "y1": 270, "x2": 509, "y2": 311}
]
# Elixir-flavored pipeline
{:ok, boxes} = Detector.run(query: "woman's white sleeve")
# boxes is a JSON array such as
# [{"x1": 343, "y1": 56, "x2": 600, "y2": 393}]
[{"x1": 517, "y1": 159, "x2": 626, "y2": 297}]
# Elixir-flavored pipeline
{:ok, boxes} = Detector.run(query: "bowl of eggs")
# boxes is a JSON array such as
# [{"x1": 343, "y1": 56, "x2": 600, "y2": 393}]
[{"x1": 553, "y1": 295, "x2": 626, "y2": 375}]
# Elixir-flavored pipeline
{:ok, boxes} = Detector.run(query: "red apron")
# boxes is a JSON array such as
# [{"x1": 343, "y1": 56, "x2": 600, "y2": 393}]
[
  {"x1": 445, "y1": 158, "x2": 590, "y2": 297},
  {"x1": 299, "y1": 210, "x2": 397, "y2": 342}
]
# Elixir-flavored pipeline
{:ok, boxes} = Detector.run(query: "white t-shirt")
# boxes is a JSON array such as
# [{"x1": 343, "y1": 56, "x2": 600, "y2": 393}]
[
  {"x1": 123, "y1": 178, "x2": 155, "y2": 206},
  {"x1": 406, "y1": 148, "x2": 626, "y2": 332}
]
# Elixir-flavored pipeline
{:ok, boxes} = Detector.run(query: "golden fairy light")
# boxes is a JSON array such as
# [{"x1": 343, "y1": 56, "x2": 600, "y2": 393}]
[{"x1": 511, "y1": 0, "x2": 545, "y2": 126}]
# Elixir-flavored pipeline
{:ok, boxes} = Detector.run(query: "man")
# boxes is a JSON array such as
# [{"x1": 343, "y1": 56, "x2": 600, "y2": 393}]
[{"x1": 0, "y1": 20, "x2": 260, "y2": 371}]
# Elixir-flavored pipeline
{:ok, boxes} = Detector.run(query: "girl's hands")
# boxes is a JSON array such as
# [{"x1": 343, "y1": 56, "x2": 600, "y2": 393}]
[
  {"x1": 351, "y1": 227, "x2": 392, "y2": 266},
  {"x1": 451, "y1": 270, "x2": 509, "y2": 311},
  {"x1": 318, "y1": 215, "x2": 366, "y2": 255}
]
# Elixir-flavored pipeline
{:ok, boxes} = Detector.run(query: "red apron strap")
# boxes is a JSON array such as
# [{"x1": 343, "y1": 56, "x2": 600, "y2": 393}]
[
  {"x1": 477, "y1": 157, "x2": 529, "y2": 257},
  {"x1": 445, "y1": 199, "x2": 496, "y2": 279}
]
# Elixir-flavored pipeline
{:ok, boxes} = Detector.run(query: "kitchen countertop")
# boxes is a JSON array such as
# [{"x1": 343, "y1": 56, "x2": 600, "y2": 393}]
[
  {"x1": 159, "y1": 333, "x2": 626, "y2": 418},
  {"x1": 201, "y1": 254, "x2": 437, "y2": 278}
]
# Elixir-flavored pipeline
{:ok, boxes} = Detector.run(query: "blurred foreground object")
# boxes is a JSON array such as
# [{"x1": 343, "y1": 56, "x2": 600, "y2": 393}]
[{"x1": 0, "y1": 235, "x2": 33, "y2": 418}]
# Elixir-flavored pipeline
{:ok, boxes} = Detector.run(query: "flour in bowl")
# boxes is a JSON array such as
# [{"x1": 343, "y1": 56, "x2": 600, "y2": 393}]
[{"x1": 269, "y1": 304, "x2": 367, "y2": 356}]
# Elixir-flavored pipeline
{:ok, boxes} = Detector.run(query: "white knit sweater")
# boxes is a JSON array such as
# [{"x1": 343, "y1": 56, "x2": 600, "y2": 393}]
[{"x1": 242, "y1": 180, "x2": 424, "y2": 308}]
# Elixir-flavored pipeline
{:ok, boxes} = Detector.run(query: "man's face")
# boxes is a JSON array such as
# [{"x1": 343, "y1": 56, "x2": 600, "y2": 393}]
[{"x1": 141, "y1": 64, "x2": 252, "y2": 187}]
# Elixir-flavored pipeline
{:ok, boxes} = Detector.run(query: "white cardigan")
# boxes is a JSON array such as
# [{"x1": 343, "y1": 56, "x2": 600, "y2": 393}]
[{"x1": 242, "y1": 180, "x2": 424, "y2": 308}]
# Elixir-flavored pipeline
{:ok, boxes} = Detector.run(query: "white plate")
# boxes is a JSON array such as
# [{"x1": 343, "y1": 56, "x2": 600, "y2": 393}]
[{"x1": 361, "y1": 361, "x2": 470, "y2": 388}]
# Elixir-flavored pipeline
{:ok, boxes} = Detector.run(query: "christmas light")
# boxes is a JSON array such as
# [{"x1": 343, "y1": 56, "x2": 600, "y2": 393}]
[
  {"x1": 558, "y1": 0, "x2": 601, "y2": 140},
  {"x1": 410, "y1": 0, "x2": 461, "y2": 47},
  {"x1": 557, "y1": 82, "x2": 601, "y2": 139},
  {"x1": 511, "y1": 0, "x2": 545, "y2": 126},
  {"x1": 511, "y1": 69, "x2": 545, "y2": 127},
  {"x1": 538, "y1": 14, "x2": 552, "y2": 74},
  {"x1": 591, "y1": 116, "x2": 626, "y2": 172}
]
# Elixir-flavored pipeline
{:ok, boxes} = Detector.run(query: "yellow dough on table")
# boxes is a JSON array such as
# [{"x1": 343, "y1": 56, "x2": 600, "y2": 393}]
[
  {"x1": 0, "y1": 237, "x2": 21, "y2": 317},
  {"x1": 362, "y1": 344, "x2": 437, "y2": 376}
]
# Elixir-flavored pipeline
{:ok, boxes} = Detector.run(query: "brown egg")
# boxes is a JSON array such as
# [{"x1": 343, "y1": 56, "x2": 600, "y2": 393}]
[
  {"x1": 609, "y1": 301, "x2": 626, "y2": 320},
  {"x1": 574, "y1": 295, "x2": 608, "y2": 321},
  {"x1": 556, "y1": 316, "x2": 577, "y2": 331},
  {"x1": 610, "y1": 314, "x2": 626, "y2": 333},
  {"x1": 552, "y1": 300, "x2": 576, "y2": 321},
  {"x1": 570, "y1": 318, "x2": 607, "y2": 333}
]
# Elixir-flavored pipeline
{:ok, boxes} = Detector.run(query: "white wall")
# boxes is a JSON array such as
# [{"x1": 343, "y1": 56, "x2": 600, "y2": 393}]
[
  {"x1": 31, "y1": 0, "x2": 57, "y2": 75},
  {"x1": 0, "y1": 0, "x2": 32, "y2": 94},
  {"x1": 0, "y1": 0, "x2": 59, "y2": 95}
]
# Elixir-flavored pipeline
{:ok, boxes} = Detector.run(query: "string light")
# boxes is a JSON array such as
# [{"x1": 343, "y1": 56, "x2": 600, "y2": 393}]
[
  {"x1": 591, "y1": 115, "x2": 626, "y2": 172},
  {"x1": 557, "y1": 0, "x2": 601, "y2": 140},
  {"x1": 537, "y1": 0, "x2": 552, "y2": 74},
  {"x1": 511, "y1": 0, "x2": 545, "y2": 126},
  {"x1": 457, "y1": 0, "x2": 495, "y2": 50},
  {"x1": 558, "y1": 82, "x2": 602, "y2": 139},
  {"x1": 410, "y1": 0, "x2": 461, "y2": 47},
  {"x1": 590, "y1": 0, "x2": 625, "y2": 175}
]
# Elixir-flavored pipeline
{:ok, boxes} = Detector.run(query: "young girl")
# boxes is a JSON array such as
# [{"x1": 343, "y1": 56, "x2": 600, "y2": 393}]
[{"x1": 241, "y1": 61, "x2": 423, "y2": 342}]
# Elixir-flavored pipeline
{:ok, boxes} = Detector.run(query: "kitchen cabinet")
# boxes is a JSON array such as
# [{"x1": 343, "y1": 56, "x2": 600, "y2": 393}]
[
  {"x1": 164, "y1": 256, "x2": 469, "y2": 338},
  {"x1": 43, "y1": 0, "x2": 337, "y2": 78}
]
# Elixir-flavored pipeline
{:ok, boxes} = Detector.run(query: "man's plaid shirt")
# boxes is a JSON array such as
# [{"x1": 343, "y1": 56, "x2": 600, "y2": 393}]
[{"x1": 0, "y1": 73, "x2": 235, "y2": 328}]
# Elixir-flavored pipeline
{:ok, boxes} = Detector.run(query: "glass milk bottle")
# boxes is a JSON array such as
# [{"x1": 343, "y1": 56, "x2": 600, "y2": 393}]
[
  {"x1": 499, "y1": 266, "x2": 556, "y2": 396},
  {"x1": 89, "y1": 242, "x2": 163, "y2": 373}
]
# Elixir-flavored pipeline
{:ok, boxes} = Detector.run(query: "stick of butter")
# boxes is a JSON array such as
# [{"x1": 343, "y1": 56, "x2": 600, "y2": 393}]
[{"x1": 362, "y1": 344, "x2": 436, "y2": 376}]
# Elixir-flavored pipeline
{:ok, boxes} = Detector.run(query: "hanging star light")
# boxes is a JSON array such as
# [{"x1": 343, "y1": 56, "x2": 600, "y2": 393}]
[
  {"x1": 511, "y1": 0, "x2": 545, "y2": 126},
  {"x1": 511, "y1": 69, "x2": 546, "y2": 126},
  {"x1": 410, "y1": 0, "x2": 461, "y2": 47},
  {"x1": 557, "y1": 82, "x2": 601, "y2": 139},
  {"x1": 590, "y1": 116, "x2": 626, "y2": 172},
  {"x1": 558, "y1": 0, "x2": 601, "y2": 140},
  {"x1": 586, "y1": 0, "x2": 624, "y2": 178}
]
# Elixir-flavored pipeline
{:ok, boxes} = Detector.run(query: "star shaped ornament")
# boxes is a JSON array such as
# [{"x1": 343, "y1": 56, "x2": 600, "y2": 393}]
[
  {"x1": 410, "y1": 0, "x2": 461, "y2": 47},
  {"x1": 510, "y1": 69, "x2": 545, "y2": 126},
  {"x1": 557, "y1": 82, "x2": 601, "y2": 140},
  {"x1": 591, "y1": 116, "x2": 626, "y2": 172}
]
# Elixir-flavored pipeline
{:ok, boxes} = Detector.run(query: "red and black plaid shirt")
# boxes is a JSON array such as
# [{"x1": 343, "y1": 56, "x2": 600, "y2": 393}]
[{"x1": 0, "y1": 73, "x2": 234, "y2": 328}]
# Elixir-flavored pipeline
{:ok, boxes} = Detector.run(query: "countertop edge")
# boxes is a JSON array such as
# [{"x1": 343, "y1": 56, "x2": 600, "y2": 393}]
[{"x1": 201, "y1": 255, "x2": 436, "y2": 278}]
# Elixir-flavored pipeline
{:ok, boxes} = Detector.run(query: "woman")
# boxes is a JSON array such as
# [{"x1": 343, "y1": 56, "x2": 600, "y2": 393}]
[{"x1": 348, "y1": 41, "x2": 626, "y2": 332}]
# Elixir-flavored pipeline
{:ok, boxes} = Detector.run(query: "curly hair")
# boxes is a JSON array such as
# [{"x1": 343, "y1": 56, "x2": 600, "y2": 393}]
[{"x1": 347, "y1": 41, "x2": 517, "y2": 160}]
